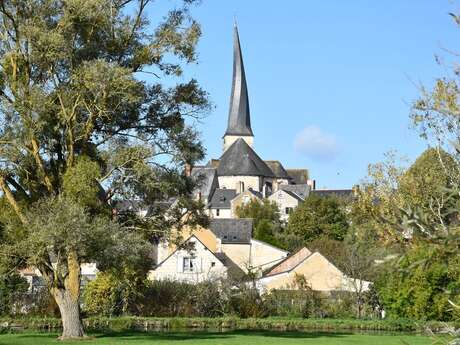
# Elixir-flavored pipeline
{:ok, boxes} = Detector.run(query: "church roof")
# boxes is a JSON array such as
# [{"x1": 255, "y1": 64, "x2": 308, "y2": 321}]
[
  {"x1": 265, "y1": 160, "x2": 291, "y2": 179},
  {"x1": 217, "y1": 138, "x2": 275, "y2": 177},
  {"x1": 224, "y1": 24, "x2": 253, "y2": 137},
  {"x1": 286, "y1": 169, "x2": 309, "y2": 184}
]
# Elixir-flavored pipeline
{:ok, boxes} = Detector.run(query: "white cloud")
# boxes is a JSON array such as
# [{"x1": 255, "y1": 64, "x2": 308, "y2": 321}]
[{"x1": 294, "y1": 126, "x2": 339, "y2": 162}]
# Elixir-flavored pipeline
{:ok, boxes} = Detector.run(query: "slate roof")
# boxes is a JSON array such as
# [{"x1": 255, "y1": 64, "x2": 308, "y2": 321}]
[
  {"x1": 286, "y1": 169, "x2": 309, "y2": 184},
  {"x1": 264, "y1": 160, "x2": 290, "y2": 179},
  {"x1": 225, "y1": 24, "x2": 253, "y2": 137},
  {"x1": 311, "y1": 189, "x2": 354, "y2": 199},
  {"x1": 217, "y1": 138, "x2": 275, "y2": 177},
  {"x1": 282, "y1": 189, "x2": 304, "y2": 202},
  {"x1": 191, "y1": 166, "x2": 219, "y2": 202},
  {"x1": 209, "y1": 188, "x2": 237, "y2": 209},
  {"x1": 209, "y1": 218, "x2": 253, "y2": 244},
  {"x1": 279, "y1": 184, "x2": 310, "y2": 200}
]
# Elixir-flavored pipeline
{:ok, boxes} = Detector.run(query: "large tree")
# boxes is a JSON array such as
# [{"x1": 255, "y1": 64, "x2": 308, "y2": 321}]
[
  {"x1": 0, "y1": 0, "x2": 209, "y2": 339},
  {"x1": 286, "y1": 195, "x2": 349, "y2": 244},
  {"x1": 235, "y1": 199, "x2": 284, "y2": 247}
]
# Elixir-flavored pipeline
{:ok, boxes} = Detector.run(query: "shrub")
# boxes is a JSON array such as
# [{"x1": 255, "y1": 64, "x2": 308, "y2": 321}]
[
  {"x1": 264, "y1": 290, "x2": 323, "y2": 318},
  {"x1": 375, "y1": 243, "x2": 460, "y2": 321},
  {"x1": 0, "y1": 273, "x2": 28, "y2": 315},
  {"x1": 83, "y1": 273, "x2": 120, "y2": 316},
  {"x1": 228, "y1": 285, "x2": 269, "y2": 318}
]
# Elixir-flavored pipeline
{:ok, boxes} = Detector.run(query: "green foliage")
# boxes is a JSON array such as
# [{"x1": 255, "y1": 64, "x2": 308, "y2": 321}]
[
  {"x1": 375, "y1": 243, "x2": 460, "y2": 321},
  {"x1": 84, "y1": 277, "x2": 226, "y2": 318},
  {"x1": 286, "y1": 195, "x2": 349, "y2": 244},
  {"x1": 236, "y1": 199, "x2": 285, "y2": 248},
  {"x1": 235, "y1": 199, "x2": 280, "y2": 228},
  {"x1": 0, "y1": 272, "x2": 28, "y2": 315},
  {"x1": 228, "y1": 285, "x2": 269, "y2": 319},
  {"x1": 6, "y1": 197, "x2": 151, "y2": 274},
  {"x1": 62, "y1": 155, "x2": 103, "y2": 209},
  {"x1": 398, "y1": 148, "x2": 458, "y2": 227},
  {"x1": 0, "y1": 1, "x2": 209, "y2": 335},
  {"x1": 83, "y1": 273, "x2": 120, "y2": 317}
]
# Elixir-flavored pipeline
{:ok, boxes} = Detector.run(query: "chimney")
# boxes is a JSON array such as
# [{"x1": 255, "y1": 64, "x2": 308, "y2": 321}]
[{"x1": 307, "y1": 179, "x2": 316, "y2": 190}]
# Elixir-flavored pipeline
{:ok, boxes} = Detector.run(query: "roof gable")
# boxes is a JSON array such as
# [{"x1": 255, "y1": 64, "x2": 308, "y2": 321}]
[
  {"x1": 279, "y1": 184, "x2": 310, "y2": 200},
  {"x1": 265, "y1": 247, "x2": 312, "y2": 277},
  {"x1": 269, "y1": 189, "x2": 303, "y2": 202},
  {"x1": 154, "y1": 235, "x2": 225, "y2": 269}
]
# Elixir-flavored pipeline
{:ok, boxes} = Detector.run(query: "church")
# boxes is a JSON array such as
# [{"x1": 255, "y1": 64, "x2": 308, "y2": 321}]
[
  {"x1": 148, "y1": 25, "x2": 366, "y2": 294},
  {"x1": 190, "y1": 24, "x2": 316, "y2": 221}
]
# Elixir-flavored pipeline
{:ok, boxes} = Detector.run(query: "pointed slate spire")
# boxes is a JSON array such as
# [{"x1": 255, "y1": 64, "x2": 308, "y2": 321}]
[{"x1": 224, "y1": 24, "x2": 253, "y2": 137}]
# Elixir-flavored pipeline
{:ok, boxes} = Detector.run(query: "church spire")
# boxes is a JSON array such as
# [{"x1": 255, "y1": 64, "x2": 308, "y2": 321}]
[{"x1": 224, "y1": 24, "x2": 253, "y2": 138}]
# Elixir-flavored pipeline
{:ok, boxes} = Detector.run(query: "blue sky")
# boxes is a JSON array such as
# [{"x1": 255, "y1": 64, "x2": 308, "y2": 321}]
[{"x1": 150, "y1": 1, "x2": 460, "y2": 188}]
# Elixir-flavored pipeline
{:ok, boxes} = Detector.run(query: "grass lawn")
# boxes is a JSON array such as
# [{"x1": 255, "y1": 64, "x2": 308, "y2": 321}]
[{"x1": 0, "y1": 331, "x2": 436, "y2": 345}]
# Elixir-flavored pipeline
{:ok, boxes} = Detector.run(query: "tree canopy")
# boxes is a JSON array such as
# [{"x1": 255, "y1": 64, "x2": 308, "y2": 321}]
[
  {"x1": 235, "y1": 199, "x2": 283, "y2": 248},
  {"x1": 286, "y1": 195, "x2": 349, "y2": 244},
  {"x1": 0, "y1": 0, "x2": 209, "y2": 338}
]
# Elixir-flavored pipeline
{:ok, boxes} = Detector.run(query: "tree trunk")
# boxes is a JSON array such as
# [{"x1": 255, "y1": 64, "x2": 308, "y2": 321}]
[
  {"x1": 53, "y1": 289, "x2": 85, "y2": 339},
  {"x1": 50, "y1": 251, "x2": 85, "y2": 339}
]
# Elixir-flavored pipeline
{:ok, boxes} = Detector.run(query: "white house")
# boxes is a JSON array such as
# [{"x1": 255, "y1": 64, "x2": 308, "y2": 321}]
[{"x1": 149, "y1": 235, "x2": 228, "y2": 283}]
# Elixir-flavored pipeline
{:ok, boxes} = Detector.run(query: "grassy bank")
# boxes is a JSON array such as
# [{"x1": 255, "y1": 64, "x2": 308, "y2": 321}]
[
  {"x1": 0, "y1": 330, "x2": 437, "y2": 345},
  {"x1": 0, "y1": 316, "x2": 457, "y2": 334}
]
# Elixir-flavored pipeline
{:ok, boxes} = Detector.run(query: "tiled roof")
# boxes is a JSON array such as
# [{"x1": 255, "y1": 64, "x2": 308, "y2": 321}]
[
  {"x1": 311, "y1": 189, "x2": 354, "y2": 199},
  {"x1": 209, "y1": 218, "x2": 253, "y2": 244},
  {"x1": 209, "y1": 189, "x2": 237, "y2": 209},
  {"x1": 279, "y1": 184, "x2": 310, "y2": 200},
  {"x1": 191, "y1": 166, "x2": 219, "y2": 202},
  {"x1": 264, "y1": 247, "x2": 312, "y2": 277}
]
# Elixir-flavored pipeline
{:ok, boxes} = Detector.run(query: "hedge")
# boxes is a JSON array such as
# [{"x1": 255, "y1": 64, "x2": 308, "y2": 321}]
[{"x1": 0, "y1": 316, "x2": 458, "y2": 333}]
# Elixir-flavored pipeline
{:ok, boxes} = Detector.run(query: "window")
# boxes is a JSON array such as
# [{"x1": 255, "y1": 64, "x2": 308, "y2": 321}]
[
  {"x1": 183, "y1": 257, "x2": 195, "y2": 272},
  {"x1": 216, "y1": 209, "x2": 220, "y2": 216},
  {"x1": 211, "y1": 262, "x2": 216, "y2": 267},
  {"x1": 285, "y1": 207, "x2": 293, "y2": 215}
]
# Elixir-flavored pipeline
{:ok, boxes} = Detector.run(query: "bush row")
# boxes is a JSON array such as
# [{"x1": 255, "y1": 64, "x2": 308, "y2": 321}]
[{"x1": 1, "y1": 316, "x2": 458, "y2": 333}]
